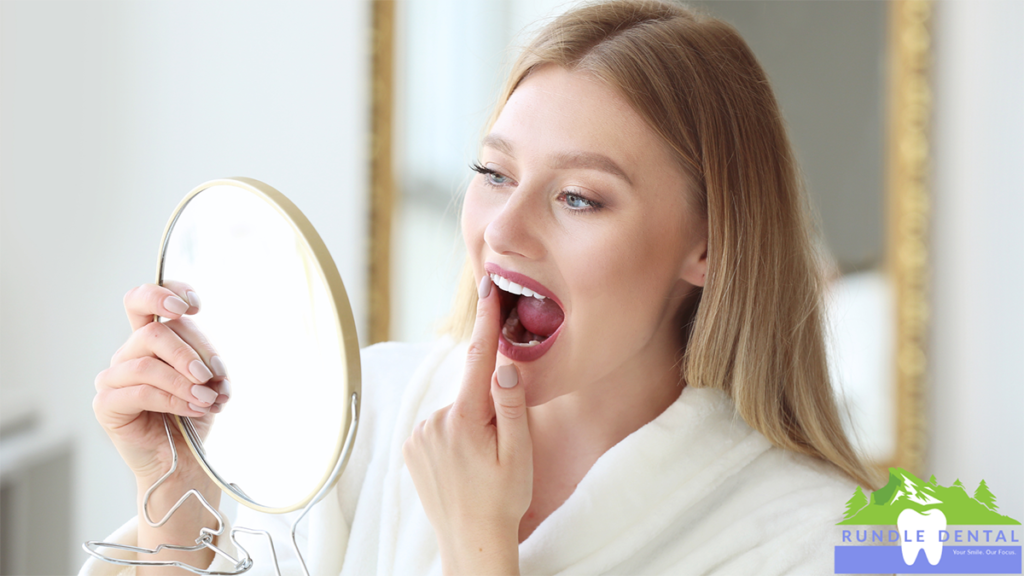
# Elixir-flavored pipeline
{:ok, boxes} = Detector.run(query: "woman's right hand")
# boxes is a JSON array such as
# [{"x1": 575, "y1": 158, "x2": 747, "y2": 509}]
[
  {"x1": 94, "y1": 282, "x2": 230, "y2": 571},
  {"x1": 93, "y1": 282, "x2": 230, "y2": 487}
]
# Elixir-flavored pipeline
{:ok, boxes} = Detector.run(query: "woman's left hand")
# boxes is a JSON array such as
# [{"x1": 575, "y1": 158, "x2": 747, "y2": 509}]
[{"x1": 403, "y1": 275, "x2": 532, "y2": 575}]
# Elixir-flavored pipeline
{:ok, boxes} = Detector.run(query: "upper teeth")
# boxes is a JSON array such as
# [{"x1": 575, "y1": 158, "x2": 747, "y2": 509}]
[{"x1": 490, "y1": 274, "x2": 545, "y2": 300}]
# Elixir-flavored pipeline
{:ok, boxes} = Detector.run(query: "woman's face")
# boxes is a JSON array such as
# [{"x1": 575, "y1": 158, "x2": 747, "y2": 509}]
[{"x1": 462, "y1": 65, "x2": 707, "y2": 406}]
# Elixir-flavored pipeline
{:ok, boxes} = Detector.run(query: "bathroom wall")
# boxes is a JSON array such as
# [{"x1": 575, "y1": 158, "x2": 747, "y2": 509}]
[{"x1": 0, "y1": 1, "x2": 370, "y2": 570}]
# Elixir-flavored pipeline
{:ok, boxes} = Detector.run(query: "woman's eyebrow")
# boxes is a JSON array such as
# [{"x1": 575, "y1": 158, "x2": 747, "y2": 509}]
[
  {"x1": 482, "y1": 134, "x2": 515, "y2": 157},
  {"x1": 550, "y1": 150, "x2": 633, "y2": 186},
  {"x1": 482, "y1": 134, "x2": 634, "y2": 186}
]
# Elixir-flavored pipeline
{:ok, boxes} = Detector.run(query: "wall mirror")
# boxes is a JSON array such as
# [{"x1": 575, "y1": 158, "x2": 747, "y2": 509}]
[
  {"x1": 379, "y1": 0, "x2": 932, "y2": 476},
  {"x1": 685, "y1": 0, "x2": 934, "y2": 476}
]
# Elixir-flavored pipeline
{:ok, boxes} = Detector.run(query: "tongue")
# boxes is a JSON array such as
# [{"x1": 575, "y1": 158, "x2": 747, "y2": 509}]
[{"x1": 516, "y1": 295, "x2": 564, "y2": 337}]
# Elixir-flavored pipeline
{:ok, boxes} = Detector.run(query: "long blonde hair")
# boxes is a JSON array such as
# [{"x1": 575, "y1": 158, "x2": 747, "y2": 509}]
[{"x1": 441, "y1": 0, "x2": 877, "y2": 489}]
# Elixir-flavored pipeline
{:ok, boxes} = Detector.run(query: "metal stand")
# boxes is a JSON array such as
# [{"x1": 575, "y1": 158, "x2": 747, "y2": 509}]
[{"x1": 84, "y1": 393, "x2": 359, "y2": 575}]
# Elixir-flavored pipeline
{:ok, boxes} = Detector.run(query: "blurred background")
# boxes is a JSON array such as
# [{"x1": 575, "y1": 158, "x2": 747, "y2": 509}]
[{"x1": 2, "y1": 0, "x2": 1021, "y2": 573}]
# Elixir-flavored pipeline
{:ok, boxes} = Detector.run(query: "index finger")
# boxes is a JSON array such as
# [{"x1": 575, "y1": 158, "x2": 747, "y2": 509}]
[
  {"x1": 123, "y1": 281, "x2": 200, "y2": 331},
  {"x1": 452, "y1": 275, "x2": 500, "y2": 422}
]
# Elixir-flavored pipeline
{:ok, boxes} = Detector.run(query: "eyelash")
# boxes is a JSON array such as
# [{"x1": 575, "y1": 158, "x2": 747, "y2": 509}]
[{"x1": 469, "y1": 162, "x2": 603, "y2": 214}]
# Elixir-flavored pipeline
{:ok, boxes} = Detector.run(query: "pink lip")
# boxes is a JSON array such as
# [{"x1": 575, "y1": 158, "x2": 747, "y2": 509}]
[{"x1": 484, "y1": 262, "x2": 565, "y2": 363}]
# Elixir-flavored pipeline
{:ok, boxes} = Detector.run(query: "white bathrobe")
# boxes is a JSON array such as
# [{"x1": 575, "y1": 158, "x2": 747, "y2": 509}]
[{"x1": 81, "y1": 336, "x2": 859, "y2": 575}]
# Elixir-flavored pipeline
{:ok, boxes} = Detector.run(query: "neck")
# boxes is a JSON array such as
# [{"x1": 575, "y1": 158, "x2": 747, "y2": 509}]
[
  {"x1": 527, "y1": 335, "x2": 685, "y2": 462},
  {"x1": 516, "y1": 332, "x2": 685, "y2": 543}
]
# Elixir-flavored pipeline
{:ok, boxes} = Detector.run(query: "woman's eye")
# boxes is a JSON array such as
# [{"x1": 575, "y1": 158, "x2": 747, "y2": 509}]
[
  {"x1": 564, "y1": 192, "x2": 590, "y2": 209},
  {"x1": 560, "y1": 190, "x2": 602, "y2": 213},
  {"x1": 487, "y1": 172, "x2": 510, "y2": 186},
  {"x1": 470, "y1": 162, "x2": 513, "y2": 188}
]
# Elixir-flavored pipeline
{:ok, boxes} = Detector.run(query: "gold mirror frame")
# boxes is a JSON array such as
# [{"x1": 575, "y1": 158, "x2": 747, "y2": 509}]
[
  {"x1": 158, "y1": 177, "x2": 362, "y2": 514},
  {"x1": 368, "y1": 0, "x2": 934, "y2": 478}
]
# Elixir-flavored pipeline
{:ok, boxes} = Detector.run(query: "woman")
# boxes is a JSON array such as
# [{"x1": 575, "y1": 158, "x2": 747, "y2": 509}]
[{"x1": 85, "y1": 1, "x2": 876, "y2": 574}]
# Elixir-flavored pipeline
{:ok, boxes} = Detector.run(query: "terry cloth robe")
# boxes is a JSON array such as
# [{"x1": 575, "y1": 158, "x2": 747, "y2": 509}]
[{"x1": 81, "y1": 335, "x2": 862, "y2": 576}]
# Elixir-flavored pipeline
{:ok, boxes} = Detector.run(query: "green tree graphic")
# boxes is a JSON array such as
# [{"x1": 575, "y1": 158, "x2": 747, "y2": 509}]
[
  {"x1": 928, "y1": 474, "x2": 938, "y2": 486},
  {"x1": 838, "y1": 468, "x2": 1021, "y2": 526},
  {"x1": 844, "y1": 486, "x2": 869, "y2": 519},
  {"x1": 974, "y1": 480, "x2": 999, "y2": 511}
]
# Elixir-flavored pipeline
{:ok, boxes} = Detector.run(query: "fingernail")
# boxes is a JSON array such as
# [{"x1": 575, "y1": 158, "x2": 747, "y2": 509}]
[
  {"x1": 210, "y1": 355, "x2": 227, "y2": 378},
  {"x1": 188, "y1": 402, "x2": 210, "y2": 414},
  {"x1": 216, "y1": 379, "x2": 232, "y2": 402},
  {"x1": 164, "y1": 295, "x2": 189, "y2": 315},
  {"x1": 186, "y1": 291, "x2": 201, "y2": 310},
  {"x1": 191, "y1": 385, "x2": 217, "y2": 405},
  {"x1": 497, "y1": 364, "x2": 518, "y2": 388},
  {"x1": 478, "y1": 275, "x2": 492, "y2": 299},
  {"x1": 189, "y1": 359, "x2": 213, "y2": 382},
  {"x1": 210, "y1": 403, "x2": 222, "y2": 414}
]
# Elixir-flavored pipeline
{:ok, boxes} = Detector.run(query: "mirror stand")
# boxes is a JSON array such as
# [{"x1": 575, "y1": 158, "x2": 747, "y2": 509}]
[{"x1": 84, "y1": 393, "x2": 359, "y2": 576}]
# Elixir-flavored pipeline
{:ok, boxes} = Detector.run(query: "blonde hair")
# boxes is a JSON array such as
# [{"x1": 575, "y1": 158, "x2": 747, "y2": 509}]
[{"x1": 441, "y1": 0, "x2": 878, "y2": 489}]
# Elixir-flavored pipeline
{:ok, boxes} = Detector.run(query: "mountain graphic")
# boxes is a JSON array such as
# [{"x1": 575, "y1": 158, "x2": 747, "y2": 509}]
[{"x1": 839, "y1": 468, "x2": 1021, "y2": 525}]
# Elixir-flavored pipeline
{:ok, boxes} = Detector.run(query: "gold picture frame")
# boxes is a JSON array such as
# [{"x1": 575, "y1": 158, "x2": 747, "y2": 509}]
[
  {"x1": 886, "y1": 0, "x2": 933, "y2": 477},
  {"x1": 370, "y1": 0, "x2": 396, "y2": 345}
]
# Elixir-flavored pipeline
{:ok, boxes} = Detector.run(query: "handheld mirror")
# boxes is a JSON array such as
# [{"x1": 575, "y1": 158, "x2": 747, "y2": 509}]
[{"x1": 158, "y1": 177, "x2": 361, "y2": 513}]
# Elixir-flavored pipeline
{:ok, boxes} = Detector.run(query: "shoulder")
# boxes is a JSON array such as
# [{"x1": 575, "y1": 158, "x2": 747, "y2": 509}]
[
  {"x1": 714, "y1": 445, "x2": 861, "y2": 574},
  {"x1": 355, "y1": 336, "x2": 464, "y2": 440},
  {"x1": 357, "y1": 338, "x2": 452, "y2": 424},
  {"x1": 359, "y1": 339, "x2": 441, "y2": 396},
  {"x1": 359, "y1": 338, "x2": 445, "y2": 379},
  {"x1": 331, "y1": 337, "x2": 463, "y2": 521},
  {"x1": 747, "y1": 445, "x2": 860, "y2": 510}
]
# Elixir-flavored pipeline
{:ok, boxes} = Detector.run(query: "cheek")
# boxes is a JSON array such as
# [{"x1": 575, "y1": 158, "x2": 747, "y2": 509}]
[{"x1": 569, "y1": 217, "x2": 682, "y2": 332}]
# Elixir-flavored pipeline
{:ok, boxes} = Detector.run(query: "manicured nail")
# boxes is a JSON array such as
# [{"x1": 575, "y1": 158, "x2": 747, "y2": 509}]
[
  {"x1": 216, "y1": 379, "x2": 232, "y2": 402},
  {"x1": 478, "y1": 275, "x2": 492, "y2": 299},
  {"x1": 188, "y1": 402, "x2": 210, "y2": 414},
  {"x1": 189, "y1": 360, "x2": 213, "y2": 382},
  {"x1": 186, "y1": 291, "x2": 201, "y2": 310},
  {"x1": 497, "y1": 364, "x2": 518, "y2": 388},
  {"x1": 164, "y1": 295, "x2": 189, "y2": 315},
  {"x1": 210, "y1": 355, "x2": 227, "y2": 378},
  {"x1": 191, "y1": 385, "x2": 217, "y2": 405},
  {"x1": 210, "y1": 403, "x2": 222, "y2": 414}
]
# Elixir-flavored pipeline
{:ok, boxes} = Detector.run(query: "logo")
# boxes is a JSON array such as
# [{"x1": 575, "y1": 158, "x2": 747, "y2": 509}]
[{"x1": 834, "y1": 468, "x2": 1021, "y2": 574}]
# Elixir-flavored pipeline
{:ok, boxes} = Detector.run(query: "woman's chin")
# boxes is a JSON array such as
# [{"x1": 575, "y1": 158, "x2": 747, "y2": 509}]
[{"x1": 496, "y1": 327, "x2": 570, "y2": 406}]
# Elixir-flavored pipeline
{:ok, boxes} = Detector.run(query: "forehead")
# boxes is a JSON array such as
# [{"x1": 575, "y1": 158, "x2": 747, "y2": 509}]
[{"x1": 486, "y1": 66, "x2": 677, "y2": 183}]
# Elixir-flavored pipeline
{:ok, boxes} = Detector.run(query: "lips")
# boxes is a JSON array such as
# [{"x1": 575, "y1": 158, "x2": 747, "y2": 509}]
[{"x1": 484, "y1": 262, "x2": 565, "y2": 362}]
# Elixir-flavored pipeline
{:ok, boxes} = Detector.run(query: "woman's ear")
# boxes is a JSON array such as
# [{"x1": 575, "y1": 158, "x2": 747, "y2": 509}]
[{"x1": 679, "y1": 238, "x2": 708, "y2": 288}]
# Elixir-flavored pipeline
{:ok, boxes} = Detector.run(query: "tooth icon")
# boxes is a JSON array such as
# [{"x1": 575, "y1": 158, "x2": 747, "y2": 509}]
[{"x1": 897, "y1": 509, "x2": 946, "y2": 566}]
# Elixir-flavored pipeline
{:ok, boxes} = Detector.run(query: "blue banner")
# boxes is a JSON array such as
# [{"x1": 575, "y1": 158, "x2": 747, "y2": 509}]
[{"x1": 834, "y1": 546, "x2": 1022, "y2": 574}]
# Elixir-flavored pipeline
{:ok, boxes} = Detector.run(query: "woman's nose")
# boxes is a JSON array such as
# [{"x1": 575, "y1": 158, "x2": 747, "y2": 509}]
[{"x1": 483, "y1": 184, "x2": 545, "y2": 259}]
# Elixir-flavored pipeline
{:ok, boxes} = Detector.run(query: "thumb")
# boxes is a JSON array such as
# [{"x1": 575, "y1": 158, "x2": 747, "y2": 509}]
[{"x1": 492, "y1": 364, "x2": 531, "y2": 465}]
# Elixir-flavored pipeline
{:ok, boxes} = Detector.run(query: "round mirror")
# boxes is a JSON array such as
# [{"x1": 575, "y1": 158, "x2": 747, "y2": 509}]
[{"x1": 157, "y1": 177, "x2": 360, "y2": 513}]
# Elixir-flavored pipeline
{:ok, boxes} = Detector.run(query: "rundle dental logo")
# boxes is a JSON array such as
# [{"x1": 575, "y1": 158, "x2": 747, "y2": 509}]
[{"x1": 834, "y1": 468, "x2": 1021, "y2": 574}]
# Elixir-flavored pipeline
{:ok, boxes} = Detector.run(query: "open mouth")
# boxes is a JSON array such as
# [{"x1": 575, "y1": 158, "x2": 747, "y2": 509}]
[{"x1": 486, "y1": 264, "x2": 565, "y2": 361}]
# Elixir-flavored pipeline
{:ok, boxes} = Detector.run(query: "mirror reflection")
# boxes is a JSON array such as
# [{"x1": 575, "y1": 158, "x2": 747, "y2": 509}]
[
  {"x1": 686, "y1": 0, "x2": 894, "y2": 463},
  {"x1": 161, "y1": 184, "x2": 350, "y2": 511}
]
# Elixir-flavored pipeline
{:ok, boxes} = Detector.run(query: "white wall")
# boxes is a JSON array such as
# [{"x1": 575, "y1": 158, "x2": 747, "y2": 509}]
[
  {"x1": 0, "y1": 1, "x2": 369, "y2": 570},
  {"x1": 929, "y1": 0, "x2": 1024, "y2": 520}
]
